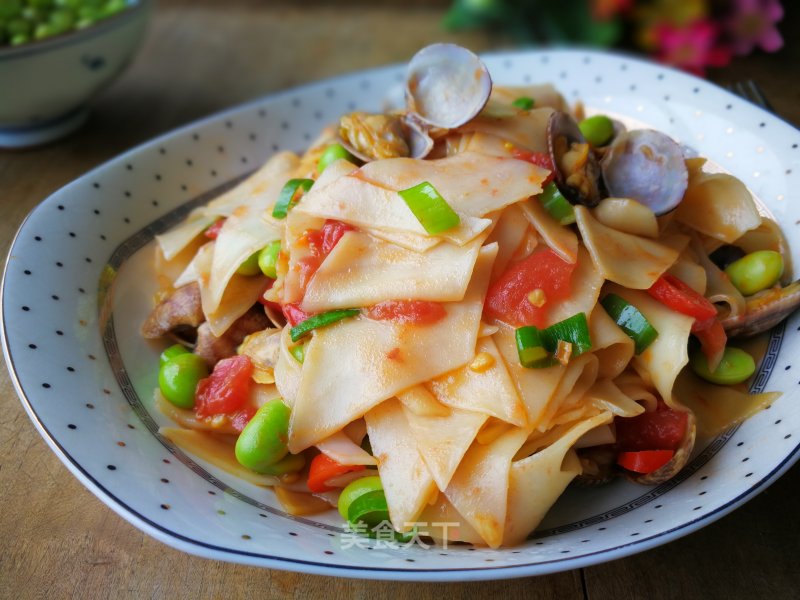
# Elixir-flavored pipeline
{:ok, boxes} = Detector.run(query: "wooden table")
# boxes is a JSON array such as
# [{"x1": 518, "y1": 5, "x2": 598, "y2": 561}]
[{"x1": 2, "y1": 2, "x2": 799, "y2": 598}]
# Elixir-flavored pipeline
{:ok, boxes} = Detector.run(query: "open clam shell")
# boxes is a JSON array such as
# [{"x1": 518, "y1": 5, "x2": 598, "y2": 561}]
[
  {"x1": 547, "y1": 111, "x2": 604, "y2": 207},
  {"x1": 721, "y1": 280, "x2": 800, "y2": 338},
  {"x1": 630, "y1": 410, "x2": 697, "y2": 485},
  {"x1": 574, "y1": 445, "x2": 617, "y2": 487},
  {"x1": 405, "y1": 43, "x2": 492, "y2": 130},
  {"x1": 601, "y1": 129, "x2": 688, "y2": 216}
]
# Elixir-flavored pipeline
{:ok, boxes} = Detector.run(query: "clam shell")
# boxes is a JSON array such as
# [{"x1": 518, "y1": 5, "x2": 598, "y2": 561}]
[
  {"x1": 722, "y1": 280, "x2": 800, "y2": 338},
  {"x1": 546, "y1": 111, "x2": 603, "y2": 207},
  {"x1": 405, "y1": 43, "x2": 492, "y2": 129},
  {"x1": 601, "y1": 129, "x2": 688, "y2": 216},
  {"x1": 631, "y1": 411, "x2": 697, "y2": 485}
]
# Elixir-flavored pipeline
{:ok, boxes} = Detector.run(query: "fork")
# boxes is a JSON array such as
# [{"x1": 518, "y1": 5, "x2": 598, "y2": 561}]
[{"x1": 726, "y1": 79, "x2": 774, "y2": 112}]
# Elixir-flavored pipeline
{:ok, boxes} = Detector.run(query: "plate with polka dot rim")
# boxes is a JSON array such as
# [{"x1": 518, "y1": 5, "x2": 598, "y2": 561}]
[{"x1": 2, "y1": 48, "x2": 800, "y2": 581}]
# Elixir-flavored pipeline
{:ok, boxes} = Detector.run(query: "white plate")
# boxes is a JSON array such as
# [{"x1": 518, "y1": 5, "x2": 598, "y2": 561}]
[{"x1": 3, "y1": 49, "x2": 800, "y2": 581}]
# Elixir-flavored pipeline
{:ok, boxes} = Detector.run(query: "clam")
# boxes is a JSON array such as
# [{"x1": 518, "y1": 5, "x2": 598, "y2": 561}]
[
  {"x1": 547, "y1": 111, "x2": 604, "y2": 207},
  {"x1": 405, "y1": 43, "x2": 492, "y2": 130},
  {"x1": 337, "y1": 44, "x2": 491, "y2": 162},
  {"x1": 630, "y1": 410, "x2": 696, "y2": 485},
  {"x1": 721, "y1": 280, "x2": 800, "y2": 338},
  {"x1": 574, "y1": 445, "x2": 617, "y2": 487},
  {"x1": 601, "y1": 129, "x2": 688, "y2": 216}
]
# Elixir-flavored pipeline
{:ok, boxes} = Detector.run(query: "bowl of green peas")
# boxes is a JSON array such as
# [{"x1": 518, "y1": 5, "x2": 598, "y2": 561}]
[{"x1": 0, "y1": 0, "x2": 150, "y2": 148}]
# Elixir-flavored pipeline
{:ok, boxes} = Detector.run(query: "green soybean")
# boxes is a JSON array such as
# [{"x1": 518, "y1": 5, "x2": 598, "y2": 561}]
[
  {"x1": 158, "y1": 353, "x2": 208, "y2": 409},
  {"x1": 338, "y1": 475, "x2": 383, "y2": 519},
  {"x1": 256, "y1": 452, "x2": 305, "y2": 476},
  {"x1": 317, "y1": 143, "x2": 355, "y2": 173},
  {"x1": 235, "y1": 398, "x2": 291, "y2": 473},
  {"x1": 690, "y1": 347, "x2": 755, "y2": 385},
  {"x1": 236, "y1": 251, "x2": 261, "y2": 276},
  {"x1": 289, "y1": 343, "x2": 305, "y2": 364},
  {"x1": 724, "y1": 250, "x2": 784, "y2": 296},
  {"x1": 258, "y1": 241, "x2": 281, "y2": 279},
  {"x1": 578, "y1": 115, "x2": 615, "y2": 147},
  {"x1": 159, "y1": 343, "x2": 190, "y2": 367}
]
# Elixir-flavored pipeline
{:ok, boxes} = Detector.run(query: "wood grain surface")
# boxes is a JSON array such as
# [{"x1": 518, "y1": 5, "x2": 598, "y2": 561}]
[{"x1": 1, "y1": 2, "x2": 799, "y2": 599}]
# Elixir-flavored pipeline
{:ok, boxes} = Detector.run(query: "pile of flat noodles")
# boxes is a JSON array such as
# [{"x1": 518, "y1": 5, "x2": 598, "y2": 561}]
[{"x1": 153, "y1": 85, "x2": 780, "y2": 548}]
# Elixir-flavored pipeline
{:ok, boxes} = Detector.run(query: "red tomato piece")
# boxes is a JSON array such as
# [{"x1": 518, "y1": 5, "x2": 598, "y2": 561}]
[
  {"x1": 511, "y1": 148, "x2": 555, "y2": 183},
  {"x1": 203, "y1": 218, "x2": 225, "y2": 240},
  {"x1": 282, "y1": 303, "x2": 311, "y2": 327},
  {"x1": 617, "y1": 450, "x2": 675, "y2": 474},
  {"x1": 615, "y1": 404, "x2": 688, "y2": 452},
  {"x1": 195, "y1": 355, "x2": 253, "y2": 418},
  {"x1": 484, "y1": 247, "x2": 577, "y2": 327},
  {"x1": 230, "y1": 407, "x2": 256, "y2": 433},
  {"x1": 367, "y1": 300, "x2": 447, "y2": 325},
  {"x1": 307, "y1": 453, "x2": 365, "y2": 493},
  {"x1": 647, "y1": 274, "x2": 717, "y2": 321},
  {"x1": 321, "y1": 220, "x2": 355, "y2": 255},
  {"x1": 693, "y1": 316, "x2": 727, "y2": 369}
]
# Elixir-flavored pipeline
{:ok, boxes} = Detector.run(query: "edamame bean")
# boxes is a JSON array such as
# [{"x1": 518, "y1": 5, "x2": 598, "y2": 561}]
[
  {"x1": 236, "y1": 251, "x2": 261, "y2": 276},
  {"x1": 690, "y1": 347, "x2": 755, "y2": 385},
  {"x1": 158, "y1": 353, "x2": 208, "y2": 409},
  {"x1": 724, "y1": 250, "x2": 783, "y2": 296},
  {"x1": 258, "y1": 240, "x2": 281, "y2": 279},
  {"x1": 289, "y1": 343, "x2": 305, "y2": 364},
  {"x1": 235, "y1": 398, "x2": 291, "y2": 473},
  {"x1": 159, "y1": 343, "x2": 189, "y2": 367},
  {"x1": 337, "y1": 475, "x2": 383, "y2": 519},
  {"x1": 256, "y1": 452, "x2": 305, "y2": 476},
  {"x1": 578, "y1": 115, "x2": 615, "y2": 147},
  {"x1": 317, "y1": 143, "x2": 355, "y2": 174}
]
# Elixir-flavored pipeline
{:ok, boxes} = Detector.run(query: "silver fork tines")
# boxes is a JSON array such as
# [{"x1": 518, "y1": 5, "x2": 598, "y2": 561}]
[{"x1": 728, "y1": 79, "x2": 774, "y2": 112}]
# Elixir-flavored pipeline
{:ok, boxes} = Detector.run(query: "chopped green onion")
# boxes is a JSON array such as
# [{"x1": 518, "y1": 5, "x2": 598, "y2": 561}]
[
  {"x1": 347, "y1": 489, "x2": 389, "y2": 529},
  {"x1": 289, "y1": 343, "x2": 306, "y2": 364},
  {"x1": 538, "y1": 182, "x2": 575, "y2": 225},
  {"x1": 398, "y1": 181, "x2": 460, "y2": 234},
  {"x1": 289, "y1": 308, "x2": 360, "y2": 342},
  {"x1": 512, "y1": 96, "x2": 535, "y2": 110},
  {"x1": 317, "y1": 143, "x2": 356, "y2": 173},
  {"x1": 600, "y1": 294, "x2": 659, "y2": 355},
  {"x1": 515, "y1": 312, "x2": 592, "y2": 369},
  {"x1": 272, "y1": 178, "x2": 313, "y2": 219}
]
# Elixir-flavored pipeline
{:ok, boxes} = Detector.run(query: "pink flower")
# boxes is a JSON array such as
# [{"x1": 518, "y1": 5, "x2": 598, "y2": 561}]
[
  {"x1": 726, "y1": 0, "x2": 784, "y2": 55},
  {"x1": 654, "y1": 20, "x2": 732, "y2": 76}
]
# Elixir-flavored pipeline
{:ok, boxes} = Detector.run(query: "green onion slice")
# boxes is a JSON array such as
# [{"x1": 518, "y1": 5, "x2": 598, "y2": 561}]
[
  {"x1": 347, "y1": 489, "x2": 390, "y2": 530},
  {"x1": 600, "y1": 293, "x2": 659, "y2": 354},
  {"x1": 272, "y1": 178, "x2": 314, "y2": 219},
  {"x1": 398, "y1": 181, "x2": 461, "y2": 234},
  {"x1": 512, "y1": 96, "x2": 535, "y2": 110},
  {"x1": 538, "y1": 182, "x2": 575, "y2": 225},
  {"x1": 515, "y1": 312, "x2": 592, "y2": 369},
  {"x1": 289, "y1": 308, "x2": 360, "y2": 342}
]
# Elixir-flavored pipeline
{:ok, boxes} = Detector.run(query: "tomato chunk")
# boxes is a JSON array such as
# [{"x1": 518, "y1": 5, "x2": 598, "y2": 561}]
[
  {"x1": 306, "y1": 219, "x2": 356, "y2": 258},
  {"x1": 615, "y1": 404, "x2": 688, "y2": 452},
  {"x1": 647, "y1": 274, "x2": 717, "y2": 321},
  {"x1": 195, "y1": 355, "x2": 253, "y2": 418},
  {"x1": 204, "y1": 218, "x2": 225, "y2": 240},
  {"x1": 511, "y1": 148, "x2": 555, "y2": 183},
  {"x1": 367, "y1": 300, "x2": 446, "y2": 325},
  {"x1": 617, "y1": 450, "x2": 675, "y2": 474},
  {"x1": 484, "y1": 247, "x2": 577, "y2": 327},
  {"x1": 693, "y1": 316, "x2": 727, "y2": 369},
  {"x1": 307, "y1": 453, "x2": 365, "y2": 493},
  {"x1": 230, "y1": 407, "x2": 256, "y2": 433},
  {"x1": 283, "y1": 303, "x2": 311, "y2": 327}
]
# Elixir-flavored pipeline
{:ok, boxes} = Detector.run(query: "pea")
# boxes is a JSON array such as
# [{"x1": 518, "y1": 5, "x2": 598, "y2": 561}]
[
  {"x1": 159, "y1": 343, "x2": 190, "y2": 367},
  {"x1": 289, "y1": 343, "x2": 305, "y2": 364},
  {"x1": 337, "y1": 475, "x2": 383, "y2": 519},
  {"x1": 158, "y1": 353, "x2": 208, "y2": 409},
  {"x1": 690, "y1": 347, "x2": 755, "y2": 385},
  {"x1": 257, "y1": 452, "x2": 306, "y2": 476},
  {"x1": 236, "y1": 251, "x2": 261, "y2": 276},
  {"x1": 235, "y1": 398, "x2": 291, "y2": 473},
  {"x1": 578, "y1": 115, "x2": 615, "y2": 147},
  {"x1": 258, "y1": 241, "x2": 281, "y2": 279},
  {"x1": 317, "y1": 143, "x2": 355, "y2": 173},
  {"x1": 48, "y1": 8, "x2": 74, "y2": 33},
  {"x1": 33, "y1": 22, "x2": 58, "y2": 39},
  {"x1": 724, "y1": 250, "x2": 783, "y2": 296},
  {"x1": 9, "y1": 31, "x2": 28, "y2": 44}
]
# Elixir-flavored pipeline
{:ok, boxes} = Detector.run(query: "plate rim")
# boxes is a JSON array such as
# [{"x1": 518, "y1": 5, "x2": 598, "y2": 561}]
[{"x1": 4, "y1": 46, "x2": 800, "y2": 581}]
